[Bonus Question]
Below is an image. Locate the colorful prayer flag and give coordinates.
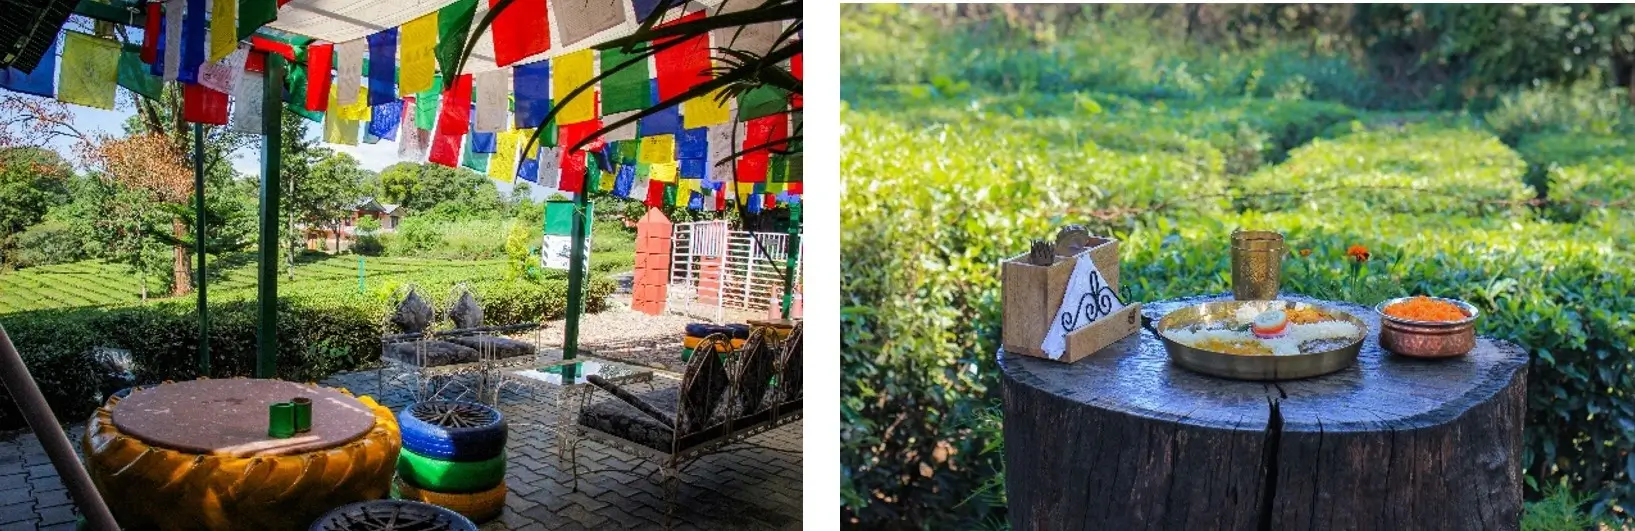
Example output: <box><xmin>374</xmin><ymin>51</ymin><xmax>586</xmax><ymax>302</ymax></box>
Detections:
<box><xmin>600</xmin><ymin>46</ymin><xmax>649</xmax><ymax>114</ymax></box>
<box><xmin>650</xmin><ymin>161</ymin><xmax>677</xmax><ymax>183</ymax></box>
<box><xmin>737</xmin><ymin>85</ymin><xmax>788</xmax><ymax>121</ymax></box>
<box><xmin>430</xmin><ymin>74</ymin><xmax>473</xmax><ymax>167</ymax></box>
<box><xmin>59</xmin><ymin>33</ymin><xmax>120</xmax><ymax>110</ymax></box>
<box><xmin>142</xmin><ymin>1</ymin><xmax>162</xmax><ymax>64</ymax></box>
<box><xmin>337</xmin><ymin>86</ymin><xmax>370</xmax><ymax>121</ymax></box>
<box><xmin>462</xmin><ymin>134</ymin><xmax>490</xmax><ymax>173</ymax></box>
<box><xmin>654</xmin><ymin>11</ymin><xmax>709</xmax><ymax>102</ymax></box>
<box><xmin>682</xmin><ymin>87</ymin><xmax>732</xmax><ymax>129</ymax></box>
<box><xmin>164</xmin><ymin>0</ymin><xmax>184</xmax><ymax>80</ymax></box>
<box><xmin>179</xmin><ymin>0</ymin><xmax>208</xmax><ymax>83</ymax></box>
<box><xmin>552</xmin><ymin>49</ymin><xmax>597</xmax><ymax>125</ymax></box>
<box><xmin>489</xmin><ymin>0</ymin><xmax>550</xmax><ymax>67</ymax></box>
<box><xmin>554</xmin><ymin>0</ymin><xmax>626</xmax><ymax>47</ymax></box>
<box><xmin>2</xmin><ymin>37</ymin><xmax>59</xmax><ymax>98</ymax></box>
<box><xmin>638</xmin><ymin>135</ymin><xmax>675</xmax><ymax>164</ymax></box>
<box><xmin>197</xmin><ymin>44</ymin><xmax>248</xmax><ymax>94</ymax></box>
<box><xmin>489</xmin><ymin>130</ymin><xmax>520</xmax><ymax>183</ymax></box>
<box><xmin>184</xmin><ymin>83</ymin><xmax>230</xmax><ymax>125</ymax></box>
<box><xmin>369</xmin><ymin>100</ymin><xmax>402</xmax><ymax>141</ymax></box>
<box><xmin>415</xmin><ymin>75</ymin><xmax>442</xmax><ymax>130</ymax></box>
<box><xmin>735</xmin><ymin>114</ymin><xmax>785</xmax><ymax>183</ymax></box>
<box><xmin>334</xmin><ymin>39</ymin><xmax>365</xmax><ymax>107</ymax></box>
<box><xmin>513</xmin><ymin>59</ymin><xmax>551</xmax><ymax>129</ymax></box>
<box><xmin>603</xmin><ymin>111</ymin><xmax>638</xmax><ymax>141</ymax></box>
<box><xmin>210</xmin><ymin>0</ymin><xmax>237</xmax><ymax>62</ymax></box>
<box><xmin>559</xmin><ymin>149</ymin><xmax>586</xmax><ymax>192</ymax></box>
<box><xmin>324</xmin><ymin>87</ymin><xmax>360</xmax><ymax>145</ymax></box>
<box><xmin>230</xmin><ymin>70</ymin><xmax>264</xmax><ymax>133</ymax></box>
<box><xmin>539</xmin><ymin>146</ymin><xmax>562</xmax><ymax>187</ymax></box>
<box><xmin>474</xmin><ymin>69</ymin><xmax>508</xmax><ymax>132</ymax></box>
<box><xmin>435</xmin><ymin>0</ymin><xmax>476</xmax><ymax>77</ymax></box>
<box><xmin>367</xmin><ymin>28</ymin><xmax>398</xmax><ymax>106</ymax></box>
<box><xmin>399</xmin><ymin>11</ymin><xmax>437</xmax><ymax>94</ymax></box>
<box><xmin>237</xmin><ymin>0</ymin><xmax>276</xmax><ymax>40</ymax></box>
<box><xmin>119</xmin><ymin>49</ymin><xmax>162</xmax><ymax>101</ymax></box>
<box><xmin>305</xmin><ymin>43</ymin><xmax>332</xmax><ymax>111</ymax></box>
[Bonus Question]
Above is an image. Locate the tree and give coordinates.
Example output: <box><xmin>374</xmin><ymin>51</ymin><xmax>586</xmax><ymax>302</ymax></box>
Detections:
<box><xmin>293</xmin><ymin>152</ymin><xmax>367</xmax><ymax>252</ymax></box>
<box><xmin>378</xmin><ymin>161</ymin><xmax>504</xmax><ymax>215</ymax></box>
<box><xmin>0</xmin><ymin>147</ymin><xmax>72</xmax><ymax>264</ymax></box>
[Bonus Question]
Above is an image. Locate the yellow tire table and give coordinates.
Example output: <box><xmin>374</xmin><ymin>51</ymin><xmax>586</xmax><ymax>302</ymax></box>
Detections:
<box><xmin>82</xmin><ymin>379</ymin><xmax>401</xmax><ymax>531</ymax></box>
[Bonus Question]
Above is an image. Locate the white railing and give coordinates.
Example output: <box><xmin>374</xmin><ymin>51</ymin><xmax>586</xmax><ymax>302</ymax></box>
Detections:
<box><xmin>668</xmin><ymin>221</ymin><xmax>801</xmax><ymax>322</ymax></box>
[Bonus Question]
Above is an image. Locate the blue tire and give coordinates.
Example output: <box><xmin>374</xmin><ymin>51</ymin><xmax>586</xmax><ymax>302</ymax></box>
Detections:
<box><xmin>397</xmin><ymin>401</ymin><xmax>507</xmax><ymax>462</ymax></box>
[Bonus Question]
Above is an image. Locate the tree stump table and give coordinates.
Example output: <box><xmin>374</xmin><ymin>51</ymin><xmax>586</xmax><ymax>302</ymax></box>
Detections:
<box><xmin>999</xmin><ymin>294</ymin><xmax>1528</xmax><ymax>531</ymax></box>
<box><xmin>83</xmin><ymin>379</ymin><xmax>401</xmax><ymax>531</ymax></box>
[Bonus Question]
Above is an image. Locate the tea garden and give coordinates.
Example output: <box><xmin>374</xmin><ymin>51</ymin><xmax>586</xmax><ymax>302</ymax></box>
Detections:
<box><xmin>842</xmin><ymin>5</ymin><xmax>1635</xmax><ymax>529</ymax></box>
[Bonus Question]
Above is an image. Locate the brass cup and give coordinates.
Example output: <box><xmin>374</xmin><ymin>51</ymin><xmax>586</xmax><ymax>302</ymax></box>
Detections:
<box><xmin>1230</xmin><ymin>230</ymin><xmax>1285</xmax><ymax>300</ymax></box>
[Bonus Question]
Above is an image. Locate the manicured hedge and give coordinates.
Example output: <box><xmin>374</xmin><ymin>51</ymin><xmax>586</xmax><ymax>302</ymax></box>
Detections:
<box><xmin>0</xmin><ymin>275</ymin><xmax>615</xmax><ymax>430</ymax></box>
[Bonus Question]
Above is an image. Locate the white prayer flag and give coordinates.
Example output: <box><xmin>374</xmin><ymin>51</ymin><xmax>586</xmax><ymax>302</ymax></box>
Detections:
<box><xmin>334</xmin><ymin>39</ymin><xmax>365</xmax><ymax>106</ymax></box>
<box><xmin>230</xmin><ymin>70</ymin><xmax>264</xmax><ymax>134</ymax></box>
<box><xmin>474</xmin><ymin>69</ymin><xmax>509</xmax><ymax>133</ymax></box>
<box><xmin>163</xmin><ymin>0</ymin><xmax>184</xmax><ymax>81</ymax></box>
<box><xmin>197</xmin><ymin>44</ymin><xmax>248</xmax><ymax>94</ymax></box>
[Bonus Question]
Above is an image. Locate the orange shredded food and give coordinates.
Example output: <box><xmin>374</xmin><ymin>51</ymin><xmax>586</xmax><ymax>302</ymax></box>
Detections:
<box><xmin>1285</xmin><ymin>307</ymin><xmax>1330</xmax><ymax>324</ymax></box>
<box><xmin>1384</xmin><ymin>296</ymin><xmax>1467</xmax><ymax>322</ymax></box>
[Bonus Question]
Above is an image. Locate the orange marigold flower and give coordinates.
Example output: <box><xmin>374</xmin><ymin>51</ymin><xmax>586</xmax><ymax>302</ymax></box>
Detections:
<box><xmin>1347</xmin><ymin>244</ymin><xmax>1370</xmax><ymax>262</ymax></box>
<box><xmin>1299</xmin><ymin>248</ymin><xmax>1313</xmax><ymax>257</ymax></box>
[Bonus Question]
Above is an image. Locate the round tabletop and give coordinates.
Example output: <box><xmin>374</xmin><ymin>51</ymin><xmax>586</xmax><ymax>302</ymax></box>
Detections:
<box><xmin>112</xmin><ymin>379</ymin><xmax>378</xmax><ymax>457</ymax></box>
<box><xmin>999</xmin><ymin>293</ymin><xmax>1529</xmax><ymax>433</ymax></box>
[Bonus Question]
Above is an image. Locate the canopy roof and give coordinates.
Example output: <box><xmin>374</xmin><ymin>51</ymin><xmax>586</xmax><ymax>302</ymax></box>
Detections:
<box><xmin>267</xmin><ymin>0</ymin><xmax>728</xmax><ymax>76</ymax></box>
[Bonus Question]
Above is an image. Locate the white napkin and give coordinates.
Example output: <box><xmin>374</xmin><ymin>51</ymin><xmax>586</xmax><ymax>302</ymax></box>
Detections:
<box><xmin>1041</xmin><ymin>256</ymin><xmax>1126</xmax><ymax>359</ymax></box>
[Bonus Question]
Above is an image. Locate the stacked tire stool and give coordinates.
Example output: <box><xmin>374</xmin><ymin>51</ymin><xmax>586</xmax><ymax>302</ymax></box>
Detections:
<box><xmin>681</xmin><ymin>323</ymin><xmax>751</xmax><ymax>361</ymax></box>
<box><xmin>392</xmin><ymin>400</ymin><xmax>509</xmax><ymax>524</ymax></box>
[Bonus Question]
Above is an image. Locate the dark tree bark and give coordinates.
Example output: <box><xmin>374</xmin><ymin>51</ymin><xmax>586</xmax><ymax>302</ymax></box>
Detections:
<box><xmin>1001</xmin><ymin>294</ymin><xmax>1527</xmax><ymax>531</ymax></box>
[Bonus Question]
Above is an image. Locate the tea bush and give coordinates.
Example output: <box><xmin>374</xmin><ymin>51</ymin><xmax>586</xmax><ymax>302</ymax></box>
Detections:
<box><xmin>0</xmin><ymin>274</ymin><xmax>615</xmax><ymax>430</ymax></box>
<box><xmin>843</xmin><ymin>97</ymin><xmax>1635</xmax><ymax>526</ymax></box>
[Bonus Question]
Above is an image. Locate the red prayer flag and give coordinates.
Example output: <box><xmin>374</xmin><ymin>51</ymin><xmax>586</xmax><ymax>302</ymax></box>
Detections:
<box><xmin>277</xmin><ymin>0</ymin><xmax>293</xmax><ymax>6</ymax></box>
<box><xmin>251</xmin><ymin>35</ymin><xmax>296</xmax><ymax>62</ymax></box>
<box><xmin>645</xmin><ymin>179</ymin><xmax>666</xmax><ymax>208</ymax></box>
<box><xmin>142</xmin><ymin>2</ymin><xmax>161</xmax><ymax>64</ymax></box>
<box><xmin>559</xmin><ymin>150</ymin><xmax>586</xmax><ymax>193</ymax></box>
<box><xmin>305</xmin><ymin>43</ymin><xmax>333</xmax><ymax>111</ymax></box>
<box><xmin>735</xmin><ymin>114</ymin><xmax>786</xmax><ymax>183</ymax></box>
<box><xmin>558</xmin><ymin>119</ymin><xmax>603</xmax><ymax>152</ymax></box>
<box><xmin>429</xmin><ymin>74</ymin><xmax>474</xmax><ymax>167</ymax></box>
<box><xmin>764</xmin><ymin>193</ymin><xmax>775</xmax><ymax>209</ymax></box>
<box><xmin>183</xmin><ymin>83</ymin><xmax>230</xmax><ymax>125</ymax></box>
<box><xmin>245</xmin><ymin>51</ymin><xmax>266</xmax><ymax>73</ymax></box>
<box><xmin>653</xmin><ymin>12</ymin><xmax>709</xmax><ymax>102</ymax></box>
<box><xmin>489</xmin><ymin>0</ymin><xmax>550</xmax><ymax>67</ymax></box>
<box><xmin>714</xmin><ymin>189</ymin><xmax>726</xmax><ymax>210</ymax></box>
<box><xmin>788</xmin><ymin>182</ymin><xmax>802</xmax><ymax>194</ymax></box>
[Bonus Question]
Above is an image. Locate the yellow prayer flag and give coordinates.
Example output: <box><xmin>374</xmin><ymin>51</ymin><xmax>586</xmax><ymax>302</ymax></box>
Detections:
<box><xmin>638</xmin><ymin>135</ymin><xmax>675</xmax><ymax>164</ymax></box>
<box><xmin>553</xmin><ymin>50</ymin><xmax>597</xmax><ymax>125</ymax></box>
<box><xmin>59</xmin><ymin>33</ymin><xmax>120</xmax><ymax>110</ymax></box>
<box><xmin>650</xmin><ymin>161</ymin><xmax>678</xmax><ymax>183</ymax></box>
<box><xmin>399</xmin><ymin>11</ymin><xmax>438</xmax><ymax>95</ymax></box>
<box><xmin>600</xmin><ymin>170</ymin><xmax>615</xmax><ymax>192</ymax></box>
<box><xmin>682</xmin><ymin>88</ymin><xmax>732</xmax><ymax>129</ymax></box>
<box><xmin>736</xmin><ymin>182</ymin><xmax>755</xmax><ymax>203</ymax></box>
<box><xmin>337</xmin><ymin>86</ymin><xmax>370</xmax><ymax>121</ymax></box>
<box><xmin>515</xmin><ymin>128</ymin><xmax>537</xmax><ymax>159</ymax></box>
<box><xmin>489</xmin><ymin>130</ymin><xmax>520</xmax><ymax>183</ymax></box>
<box><xmin>210</xmin><ymin>0</ymin><xmax>237</xmax><ymax>62</ymax></box>
<box><xmin>674</xmin><ymin>179</ymin><xmax>693</xmax><ymax>207</ymax></box>
<box><xmin>324</xmin><ymin>89</ymin><xmax>360</xmax><ymax>145</ymax></box>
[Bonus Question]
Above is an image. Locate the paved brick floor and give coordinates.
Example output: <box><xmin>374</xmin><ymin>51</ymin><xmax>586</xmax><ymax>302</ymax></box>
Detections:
<box><xmin>0</xmin><ymin>365</ymin><xmax>802</xmax><ymax>530</ymax></box>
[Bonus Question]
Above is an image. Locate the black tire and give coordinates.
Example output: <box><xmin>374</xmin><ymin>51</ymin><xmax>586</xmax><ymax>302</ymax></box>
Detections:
<box><xmin>397</xmin><ymin>401</ymin><xmax>507</xmax><ymax>462</ymax></box>
<box><xmin>309</xmin><ymin>500</ymin><xmax>477</xmax><ymax>531</ymax></box>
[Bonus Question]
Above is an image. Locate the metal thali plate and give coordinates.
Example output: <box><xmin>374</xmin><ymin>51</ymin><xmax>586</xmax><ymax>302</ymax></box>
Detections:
<box><xmin>1146</xmin><ymin>299</ymin><xmax>1366</xmax><ymax>381</ymax></box>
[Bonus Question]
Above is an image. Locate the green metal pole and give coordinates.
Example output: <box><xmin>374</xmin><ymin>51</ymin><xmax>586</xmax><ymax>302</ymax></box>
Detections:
<box><xmin>194</xmin><ymin>122</ymin><xmax>209</xmax><ymax>376</ymax></box>
<box><xmin>562</xmin><ymin>191</ymin><xmax>590</xmax><ymax>380</ymax></box>
<box><xmin>255</xmin><ymin>54</ymin><xmax>285</xmax><ymax>379</ymax></box>
<box><xmin>781</xmin><ymin>204</ymin><xmax>801</xmax><ymax>319</ymax></box>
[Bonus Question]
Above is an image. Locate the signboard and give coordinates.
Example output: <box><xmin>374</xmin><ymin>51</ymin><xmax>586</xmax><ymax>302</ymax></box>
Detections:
<box><xmin>542</xmin><ymin>199</ymin><xmax>593</xmax><ymax>271</ymax></box>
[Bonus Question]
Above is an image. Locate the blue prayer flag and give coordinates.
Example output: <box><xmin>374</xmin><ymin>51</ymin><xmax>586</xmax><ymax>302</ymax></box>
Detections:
<box><xmin>513</xmin><ymin>60</ymin><xmax>551</xmax><ymax>129</ymax></box>
<box><xmin>367</xmin><ymin>28</ymin><xmax>398</xmax><ymax>106</ymax></box>
<box><xmin>0</xmin><ymin>37</ymin><xmax>57</xmax><ymax>97</ymax></box>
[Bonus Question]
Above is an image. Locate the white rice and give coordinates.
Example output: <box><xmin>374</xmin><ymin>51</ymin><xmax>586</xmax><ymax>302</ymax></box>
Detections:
<box><xmin>1163</xmin><ymin>320</ymin><xmax>1361</xmax><ymax>356</ymax></box>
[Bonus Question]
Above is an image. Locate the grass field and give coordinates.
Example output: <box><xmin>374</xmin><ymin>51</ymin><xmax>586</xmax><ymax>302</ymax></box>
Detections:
<box><xmin>0</xmin><ymin>228</ymin><xmax>637</xmax><ymax>315</ymax></box>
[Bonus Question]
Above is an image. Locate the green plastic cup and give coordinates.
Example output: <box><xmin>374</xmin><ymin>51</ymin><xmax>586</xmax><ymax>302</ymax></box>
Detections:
<box><xmin>291</xmin><ymin>397</ymin><xmax>312</xmax><ymax>433</ymax></box>
<box><xmin>268</xmin><ymin>402</ymin><xmax>295</xmax><ymax>438</ymax></box>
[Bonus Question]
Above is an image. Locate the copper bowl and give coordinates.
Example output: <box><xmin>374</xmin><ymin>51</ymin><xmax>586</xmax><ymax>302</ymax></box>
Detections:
<box><xmin>1374</xmin><ymin>296</ymin><xmax>1479</xmax><ymax>358</ymax></box>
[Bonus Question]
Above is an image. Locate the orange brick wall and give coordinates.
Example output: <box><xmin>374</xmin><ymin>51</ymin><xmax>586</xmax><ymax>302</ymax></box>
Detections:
<box><xmin>631</xmin><ymin>208</ymin><xmax>672</xmax><ymax>315</ymax></box>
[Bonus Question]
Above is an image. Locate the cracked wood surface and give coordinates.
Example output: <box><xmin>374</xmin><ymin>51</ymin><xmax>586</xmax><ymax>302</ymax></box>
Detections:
<box><xmin>1000</xmin><ymin>293</ymin><xmax>1527</xmax><ymax>531</ymax></box>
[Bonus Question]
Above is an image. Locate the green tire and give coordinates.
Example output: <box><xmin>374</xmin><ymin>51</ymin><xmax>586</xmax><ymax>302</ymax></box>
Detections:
<box><xmin>397</xmin><ymin>450</ymin><xmax>506</xmax><ymax>494</ymax></box>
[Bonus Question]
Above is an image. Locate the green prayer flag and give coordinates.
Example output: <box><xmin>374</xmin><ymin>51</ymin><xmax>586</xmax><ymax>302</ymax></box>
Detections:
<box><xmin>662</xmin><ymin>182</ymin><xmax>678</xmax><ymax>207</ymax></box>
<box><xmin>618</xmin><ymin>140</ymin><xmax>639</xmax><ymax>165</ymax></box>
<box><xmin>600</xmin><ymin>47</ymin><xmax>650</xmax><ymax>114</ymax></box>
<box><xmin>238</xmin><ymin>0</ymin><xmax>278</xmax><ymax>40</ymax></box>
<box><xmin>737</xmin><ymin>85</ymin><xmax>789</xmax><ymax>121</ymax></box>
<box><xmin>462</xmin><ymin>134</ymin><xmax>489</xmax><ymax>173</ymax></box>
<box><xmin>538</xmin><ymin>117</ymin><xmax>557</xmax><ymax>147</ymax></box>
<box><xmin>636</xmin><ymin>162</ymin><xmax>651</xmax><ymax>179</ymax></box>
<box><xmin>415</xmin><ymin>75</ymin><xmax>443</xmax><ymax>130</ymax></box>
<box><xmin>284</xmin><ymin>64</ymin><xmax>323</xmax><ymax>122</ymax></box>
<box><xmin>770</xmin><ymin>154</ymin><xmax>787</xmax><ymax>183</ymax></box>
<box><xmin>435</xmin><ymin>0</ymin><xmax>477</xmax><ymax>78</ymax></box>
<box><xmin>117</xmin><ymin>49</ymin><xmax>161</xmax><ymax>101</ymax></box>
<box><xmin>786</xmin><ymin>153</ymin><xmax>802</xmax><ymax>182</ymax></box>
